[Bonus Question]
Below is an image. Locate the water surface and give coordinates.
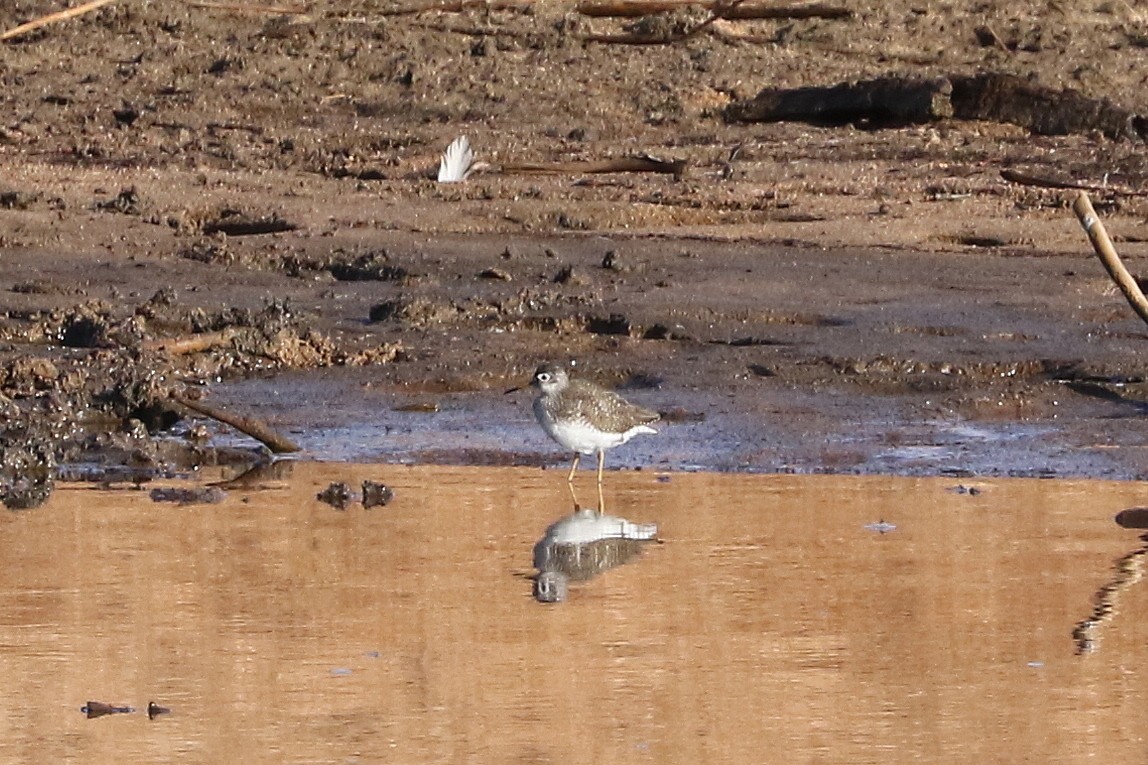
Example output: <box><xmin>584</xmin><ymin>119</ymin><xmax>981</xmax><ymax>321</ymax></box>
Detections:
<box><xmin>1</xmin><ymin>465</ymin><xmax>1146</xmax><ymax>763</ymax></box>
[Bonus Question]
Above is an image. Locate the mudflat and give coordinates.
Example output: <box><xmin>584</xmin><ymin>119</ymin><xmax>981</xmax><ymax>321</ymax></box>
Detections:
<box><xmin>3</xmin><ymin>1</ymin><xmax>1148</xmax><ymax>489</ymax></box>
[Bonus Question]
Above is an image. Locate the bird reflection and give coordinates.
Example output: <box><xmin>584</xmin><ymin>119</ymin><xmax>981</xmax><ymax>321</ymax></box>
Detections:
<box><xmin>532</xmin><ymin>484</ymin><xmax>659</xmax><ymax>603</ymax></box>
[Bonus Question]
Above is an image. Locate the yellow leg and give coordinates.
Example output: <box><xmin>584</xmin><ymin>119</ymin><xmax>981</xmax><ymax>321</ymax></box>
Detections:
<box><xmin>566</xmin><ymin>481</ymin><xmax>581</xmax><ymax>512</ymax></box>
<box><xmin>596</xmin><ymin>450</ymin><xmax>605</xmax><ymax>485</ymax></box>
<box><xmin>596</xmin><ymin>479</ymin><xmax>605</xmax><ymax>515</ymax></box>
<box><xmin>566</xmin><ymin>453</ymin><xmax>580</xmax><ymax>482</ymax></box>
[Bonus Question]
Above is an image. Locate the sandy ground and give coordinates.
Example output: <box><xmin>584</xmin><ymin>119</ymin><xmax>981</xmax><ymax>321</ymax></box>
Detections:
<box><xmin>3</xmin><ymin>0</ymin><xmax>1148</xmax><ymax>496</ymax></box>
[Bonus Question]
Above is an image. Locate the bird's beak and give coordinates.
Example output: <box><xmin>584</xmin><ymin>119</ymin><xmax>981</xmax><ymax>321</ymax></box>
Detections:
<box><xmin>504</xmin><ymin>385</ymin><xmax>523</xmax><ymax>395</ymax></box>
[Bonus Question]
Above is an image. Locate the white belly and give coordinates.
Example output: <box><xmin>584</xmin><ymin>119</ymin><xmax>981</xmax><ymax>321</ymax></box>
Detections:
<box><xmin>537</xmin><ymin>410</ymin><xmax>657</xmax><ymax>454</ymax></box>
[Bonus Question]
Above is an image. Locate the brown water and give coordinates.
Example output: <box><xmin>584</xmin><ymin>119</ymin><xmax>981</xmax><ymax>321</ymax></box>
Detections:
<box><xmin>2</xmin><ymin>465</ymin><xmax>1147</xmax><ymax>763</ymax></box>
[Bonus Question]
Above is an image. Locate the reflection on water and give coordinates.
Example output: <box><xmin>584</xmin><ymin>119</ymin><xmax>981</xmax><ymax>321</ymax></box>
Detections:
<box><xmin>80</xmin><ymin>701</ymin><xmax>134</xmax><ymax>719</ymax></box>
<box><xmin>3</xmin><ymin>466</ymin><xmax>1148</xmax><ymax>763</ymax></box>
<box><xmin>532</xmin><ymin>486</ymin><xmax>660</xmax><ymax>602</ymax></box>
<box><xmin>1073</xmin><ymin>511</ymin><xmax>1148</xmax><ymax>655</ymax></box>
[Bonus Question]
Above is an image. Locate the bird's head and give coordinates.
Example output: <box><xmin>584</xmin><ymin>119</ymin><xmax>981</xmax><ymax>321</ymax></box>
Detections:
<box><xmin>530</xmin><ymin>363</ymin><xmax>569</xmax><ymax>394</ymax></box>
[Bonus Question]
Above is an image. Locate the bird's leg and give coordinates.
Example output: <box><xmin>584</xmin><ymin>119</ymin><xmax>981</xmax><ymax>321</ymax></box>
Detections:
<box><xmin>566</xmin><ymin>453</ymin><xmax>580</xmax><ymax>483</ymax></box>
<box><xmin>566</xmin><ymin>481</ymin><xmax>581</xmax><ymax>511</ymax></box>
<box><xmin>596</xmin><ymin>450</ymin><xmax>605</xmax><ymax>485</ymax></box>
<box><xmin>596</xmin><ymin>479</ymin><xmax>605</xmax><ymax>515</ymax></box>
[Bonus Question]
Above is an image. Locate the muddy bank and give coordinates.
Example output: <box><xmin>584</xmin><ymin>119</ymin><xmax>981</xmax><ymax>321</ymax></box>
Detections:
<box><xmin>4</xmin><ymin>1</ymin><xmax>1148</xmax><ymax>503</ymax></box>
<box><xmin>3</xmin><ymin>223</ymin><xmax>1148</xmax><ymax>505</ymax></box>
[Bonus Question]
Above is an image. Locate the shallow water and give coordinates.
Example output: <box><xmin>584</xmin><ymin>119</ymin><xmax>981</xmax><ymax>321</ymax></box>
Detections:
<box><xmin>214</xmin><ymin>368</ymin><xmax>1148</xmax><ymax>480</ymax></box>
<box><xmin>2</xmin><ymin>465</ymin><xmax>1148</xmax><ymax>763</ymax></box>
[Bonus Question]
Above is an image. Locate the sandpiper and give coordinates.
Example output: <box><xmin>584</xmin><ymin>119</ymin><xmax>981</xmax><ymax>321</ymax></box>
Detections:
<box><xmin>523</xmin><ymin>362</ymin><xmax>659</xmax><ymax>483</ymax></box>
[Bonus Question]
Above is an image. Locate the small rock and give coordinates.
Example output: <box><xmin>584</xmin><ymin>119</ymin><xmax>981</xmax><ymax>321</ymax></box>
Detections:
<box><xmin>317</xmin><ymin>482</ymin><xmax>355</xmax><ymax>510</ymax></box>
<box><xmin>361</xmin><ymin>481</ymin><xmax>394</xmax><ymax>508</ymax></box>
<box><xmin>553</xmin><ymin>265</ymin><xmax>587</xmax><ymax>285</ymax></box>
<box><xmin>0</xmin><ymin>190</ymin><xmax>39</xmax><ymax>210</ymax></box>
<box><xmin>149</xmin><ymin>486</ymin><xmax>228</xmax><ymax>505</ymax></box>
<box><xmin>478</xmin><ymin>268</ymin><xmax>512</xmax><ymax>281</ymax></box>
<box><xmin>586</xmin><ymin>314</ymin><xmax>633</xmax><ymax>336</ymax></box>
<box><xmin>601</xmin><ymin>250</ymin><xmax>629</xmax><ymax>272</ymax></box>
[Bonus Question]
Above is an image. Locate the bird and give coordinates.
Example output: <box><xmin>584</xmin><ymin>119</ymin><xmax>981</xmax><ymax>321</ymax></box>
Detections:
<box><xmin>523</xmin><ymin>362</ymin><xmax>659</xmax><ymax>484</ymax></box>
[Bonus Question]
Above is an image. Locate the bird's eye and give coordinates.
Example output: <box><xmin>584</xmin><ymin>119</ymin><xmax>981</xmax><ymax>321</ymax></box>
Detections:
<box><xmin>537</xmin><ymin>373</ymin><xmax>551</xmax><ymax>382</ymax></box>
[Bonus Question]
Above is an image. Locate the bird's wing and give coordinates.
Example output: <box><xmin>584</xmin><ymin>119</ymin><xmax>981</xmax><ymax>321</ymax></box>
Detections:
<box><xmin>569</xmin><ymin>381</ymin><xmax>660</xmax><ymax>424</ymax></box>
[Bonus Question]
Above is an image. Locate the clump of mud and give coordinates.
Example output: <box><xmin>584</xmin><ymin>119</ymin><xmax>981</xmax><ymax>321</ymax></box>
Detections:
<box><xmin>0</xmin><ymin>288</ymin><xmax>402</xmax><ymax>509</ymax></box>
<box><xmin>316</xmin><ymin>480</ymin><xmax>395</xmax><ymax>510</ymax></box>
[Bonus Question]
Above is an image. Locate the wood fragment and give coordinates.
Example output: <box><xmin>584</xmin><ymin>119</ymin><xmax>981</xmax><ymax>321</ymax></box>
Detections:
<box><xmin>1000</xmin><ymin>168</ymin><xmax>1092</xmax><ymax>191</ymax></box>
<box><xmin>725</xmin><ymin>73</ymin><xmax>1148</xmax><ymax>138</ymax></box>
<box><xmin>143</xmin><ymin>329</ymin><xmax>239</xmax><ymax>356</ymax></box>
<box><xmin>724</xmin><ymin>76</ymin><xmax>953</xmax><ymax>126</ymax></box>
<box><xmin>377</xmin><ymin>0</ymin><xmax>532</xmax><ymax>15</ymax></box>
<box><xmin>1072</xmin><ymin>192</ymin><xmax>1148</xmax><ymax>328</ymax></box>
<box><xmin>501</xmin><ymin>157</ymin><xmax>687</xmax><ymax>179</ymax></box>
<box><xmin>183</xmin><ymin>0</ymin><xmax>310</xmax><ymax>14</ymax></box>
<box><xmin>1</xmin><ymin>0</ymin><xmax>116</xmax><ymax>42</ymax></box>
<box><xmin>1000</xmin><ymin>168</ymin><xmax>1148</xmax><ymax>196</ymax></box>
<box><xmin>202</xmin><ymin>217</ymin><xmax>297</xmax><ymax>236</ymax></box>
<box><xmin>171</xmin><ymin>392</ymin><xmax>301</xmax><ymax>454</ymax></box>
<box><xmin>574</xmin><ymin>0</ymin><xmax>850</xmax><ymax>19</ymax></box>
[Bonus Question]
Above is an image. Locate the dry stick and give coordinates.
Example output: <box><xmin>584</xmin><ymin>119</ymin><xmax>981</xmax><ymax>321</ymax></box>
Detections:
<box><xmin>143</xmin><ymin>329</ymin><xmax>239</xmax><ymax>356</ymax></box>
<box><xmin>574</xmin><ymin>0</ymin><xmax>850</xmax><ymax>19</ymax></box>
<box><xmin>170</xmin><ymin>392</ymin><xmax>301</xmax><ymax>454</ymax></box>
<box><xmin>1002</xmin><ymin>168</ymin><xmax>1093</xmax><ymax>191</ymax></box>
<box><xmin>1073</xmin><ymin>191</ymin><xmax>1148</xmax><ymax>328</ymax></box>
<box><xmin>378</xmin><ymin>0</ymin><xmax>532</xmax><ymax>15</ymax></box>
<box><xmin>182</xmin><ymin>1</ymin><xmax>312</xmax><ymax>15</ymax></box>
<box><xmin>1</xmin><ymin>0</ymin><xmax>116</xmax><ymax>42</ymax></box>
<box><xmin>1002</xmin><ymin>168</ymin><xmax>1148</xmax><ymax>197</ymax></box>
<box><xmin>501</xmin><ymin>157</ymin><xmax>687</xmax><ymax>179</ymax></box>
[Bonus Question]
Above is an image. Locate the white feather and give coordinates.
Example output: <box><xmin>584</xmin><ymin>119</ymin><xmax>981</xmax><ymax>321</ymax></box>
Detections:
<box><xmin>437</xmin><ymin>135</ymin><xmax>474</xmax><ymax>183</ymax></box>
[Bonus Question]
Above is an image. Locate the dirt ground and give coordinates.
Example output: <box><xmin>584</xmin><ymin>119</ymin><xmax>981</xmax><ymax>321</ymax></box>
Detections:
<box><xmin>4</xmin><ymin>0</ymin><xmax>1148</xmax><ymax>502</ymax></box>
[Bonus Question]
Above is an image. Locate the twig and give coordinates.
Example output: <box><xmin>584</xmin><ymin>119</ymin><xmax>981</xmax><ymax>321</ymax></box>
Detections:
<box><xmin>143</xmin><ymin>329</ymin><xmax>239</xmax><ymax>356</ymax></box>
<box><xmin>1002</xmin><ymin>168</ymin><xmax>1148</xmax><ymax>197</ymax></box>
<box><xmin>170</xmin><ymin>392</ymin><xmax>301</xmax><ymax>454</ymax></box>
<box><xmin>377</xmin><ymin>0</ymin><xmax>532</xmax><ymax>15</ymax></box>
<box><xmin>1</xmin><ymin>0</ymin><xmax>116</xmax><ymax>42</ymax></box>
<box><xmin>1001</xmin><ymin>168</ymin><xmax>1092</xmax><ymax>191</ymax></box>
<box><xmin>1073</xmin><ymin>191</ymin><xmax>1148</xmax><ymax>328</ymax></box>
<box><xmin>574</xmin><ymin>0</ymin><xmax>850</xmax><ymax>19</ymax></box>
<box><xmin>183</xmin><ymin>1</ymin><xmax>310</xmax><ymax>14</ymax></box>
<box><xmin>501</xmin><ymin>156</ymin><xmax>687</xmax><ymax>179</ymax></box>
